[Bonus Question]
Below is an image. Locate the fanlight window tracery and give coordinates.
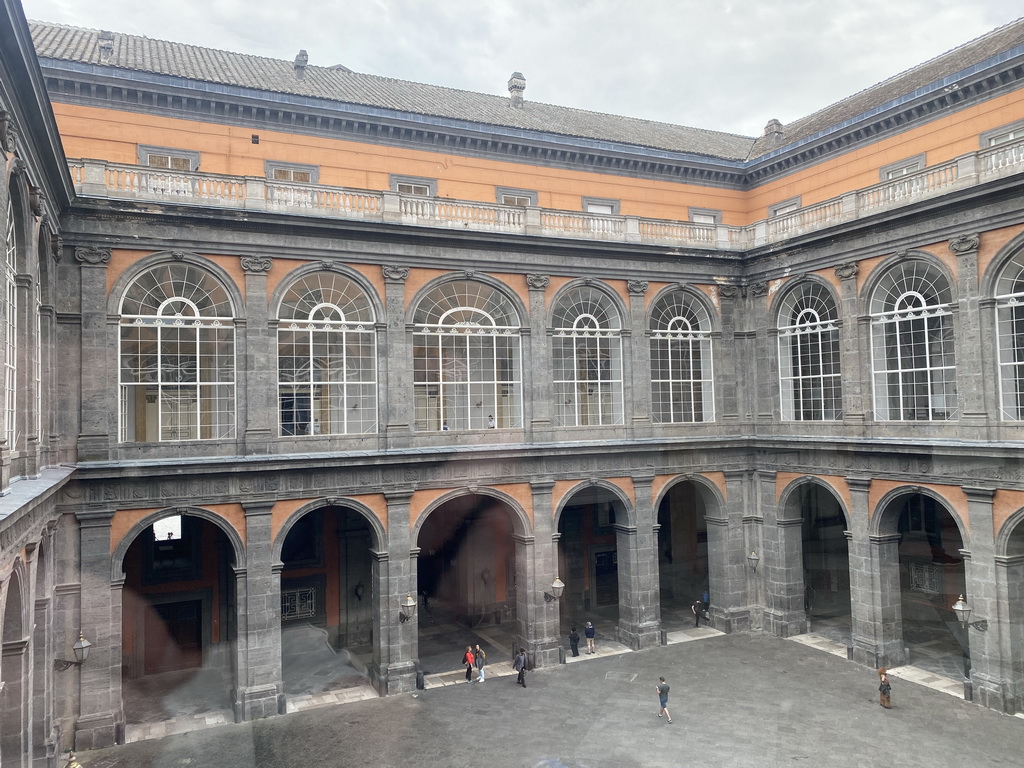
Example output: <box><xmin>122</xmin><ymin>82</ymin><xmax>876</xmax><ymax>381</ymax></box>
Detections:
<box><xmin>650</xmin><ymin>291</ymin><xmax>714</xmax><ymax>423</ymax></box>
<box><xmin>777</xmin><ymin>282</ymin><xmax>842</xmax><ymax>421</ymax></box>
<box><xmin>119</xmin><ymin>263</ymin><xmax>236</xmax><ymax>442</ymax></box>
<box><xmin>552</xmin><ymin>286</ymin><xmax>623</xmax><ymax>427</ymax></box>
<box><xmin>413</xmin><ymin>280</ymin><xmax>522</xmax><ymax>431</ymax></box>
<box><xmin>3</xmin><ymin>193</ymin><xmax>17</xmax><ymax>449</ymax></box>
<box><xmin>870</xmin><ymin>261</ymin><xmax>957</xmax><ymax>421</ymax></box>
<box><xmin>277</xmin><ymin>272</ymin><xmax>377</xmax><ymax>436</ymax></box>
<box><xmin>994</xmin><ymin>253</ymin><xmax>1024</xmax><ymax>419</ymax></box>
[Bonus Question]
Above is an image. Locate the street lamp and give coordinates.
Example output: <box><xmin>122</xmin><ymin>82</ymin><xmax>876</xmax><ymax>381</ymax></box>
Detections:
<box><xmin>399</xmin><ymin>593</ymin><xmax>417</xmax><ymax>623</ymax></box>
<box><xmin>544</xmin><ymin>576</ymin><xmax>565</xmax><ymax>603</ymax></box>
<box><xmin>952</xmin><ymin>594</ymin><xmax>989</xmax><ymax>631</ymax></box>
<box><xmin>951</xmin><ymin>594</ymin><xmax>988</xmax><ymax>703</ymax></box>
<box><xmin>747</xmin><ymin>551</ymin><xmax>760</xmax><ymax>572</ymax></box>
<box><xmin>54</xmin><ymin>632</ymin><xmax>91</xmax><ymax>671</ymax></box>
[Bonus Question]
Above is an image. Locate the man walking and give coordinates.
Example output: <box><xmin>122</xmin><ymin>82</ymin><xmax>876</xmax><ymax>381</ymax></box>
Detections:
<box><xmin>656</xmin><ymin>677</ymin><xmax>672</xmax><ymax>723</ymax></box>
<box><xmin>474</xmin><ymin>644</ymin><xmax>487</xmax><ymax>682</ymax></box>
<box><xmin>691</xmin><ymin>598</ymin><xmax>704</xmax><ymax>627</ymax></box>
<box><xmin>584</xmin><ymin>621</ymin><xmax>596</xmax><ymax>654</ymax></box>
<box><xmin>569</xmin><ymin>627</ymin><xmax>580</xmax><ymax>657</ymax></box>
<box><xmin>513</xmin><ymin>647</ymin><xmax>527</xmax><ymax>687</ymax></box>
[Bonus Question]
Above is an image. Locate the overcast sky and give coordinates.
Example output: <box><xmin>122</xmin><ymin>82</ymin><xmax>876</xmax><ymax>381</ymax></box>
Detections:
<box><xmin>19</xmin><ymin>0</ymin><xmax>1024</xmax><ymax>137</ymax></box>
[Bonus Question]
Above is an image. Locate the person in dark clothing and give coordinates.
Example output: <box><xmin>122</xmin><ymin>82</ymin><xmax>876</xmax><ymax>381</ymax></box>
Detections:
<box><xmin>513</xmin><ymin>647</ymin><xmax>528</xmax><ymax>687</ymax></box>
<box><xmin>584</xmin><ymin>621</ymin><xmax>596</xmax><ymax>654</ymax></box>
<box><xmin>656</xmin><ymin>676</ymin><xmax>672</xmax><ymax>723</ymax></box>
<box><xmin>691</xmin><ymin>599</ymin><xmax>704</xmax><ymax>627</ymax></box>
<box><xmin>569</xmin><ymin>627</ymin><xmax>580</xmax><ymax>657</ymax></box>
<box><xmin>878</xmin><ymin>667</ymin><xmax>892</xmax><ymax>708</ymax></box>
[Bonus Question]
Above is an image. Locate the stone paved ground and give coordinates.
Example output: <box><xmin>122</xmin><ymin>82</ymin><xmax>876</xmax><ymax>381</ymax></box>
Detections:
<box><xmin>75</xmin><ymin>633</ymin><xmax>1022</xmax><ymax>768</ymax></box>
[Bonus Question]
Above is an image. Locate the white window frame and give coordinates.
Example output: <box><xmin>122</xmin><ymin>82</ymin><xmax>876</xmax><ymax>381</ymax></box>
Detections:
<box><xmin>496</xmin><ymin>187</ymin><xmax>537</xmax><ymax>207</ymax></box>
<box><xmin>265</xmin><ymin>160</ymin><xmax>319</xmax><ymax>184</ymax></box>
<box><xmin>777</xmin><ymin>282</ymin><xmax>843</xmax><ymax>421</ymax></box>
<box><xmin>390</xmin><ymin>175</ymin><xmax>436</xmax><ymax>197</ymax></box>
<box><xmin>993</xmin><ymin>253</ymin><xmax>1024</xmax><ymax>420</ymax></box>
<box><xmin>650</xmin><ymin>290</ymin><xmax>714</xmax><ymax>423</ymax></box>
<box><xmin>880</xmin><ymin>155</ymin><xmax>925</xmax><ymax>182</ymax></box>
<box><xmin>138</xmin><ymin>145</ymin><xmax>200</xmax><ymax>171</ymax></box>
<box><xmin>3</xmin><ymin>193</ymin><xmax>17</xmax><ymax>450</ymax></box>
<box><xmin>688</xmin><ymin>208</ymin><xmax>722</xmax><ymax>226</ymax></box>
<box><xmin>582</xmin><ymin>197</ymin><xmax>620</xmax><ymax>215</ymax></box>
<box><xmin>981</xmin><ymin>120</ymin><xmax>1024</xmax><ymax>148</ymax></box>
<box><xmin>769</xmin><ymin>197</ymin><xmax>801</xmax><ymax>217</ymax></box>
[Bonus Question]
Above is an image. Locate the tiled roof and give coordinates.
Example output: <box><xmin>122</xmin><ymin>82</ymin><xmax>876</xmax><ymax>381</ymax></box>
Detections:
<box><xmin>29</xmin><ymin>17</ymin><xmax>1024</xmax><ymax>164</ymax></box>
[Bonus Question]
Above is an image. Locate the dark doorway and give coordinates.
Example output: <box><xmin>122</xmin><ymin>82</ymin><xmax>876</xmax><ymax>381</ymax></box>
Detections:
<box><xmin>657</xmin><ymin>481</ymin><xmax>709</xmax><ymax>631</ymax></box>
<box><xmin>145</xmin><ymin>600</ymin><xmax>203</xmax><ymax>675</ymax></box>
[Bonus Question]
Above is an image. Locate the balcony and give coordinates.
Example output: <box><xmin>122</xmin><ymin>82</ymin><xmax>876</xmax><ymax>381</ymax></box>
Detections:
<box><xmin>67</xmin><ymin>138</ymin><xmax>1024</xmax><ymax>251</ymax></box>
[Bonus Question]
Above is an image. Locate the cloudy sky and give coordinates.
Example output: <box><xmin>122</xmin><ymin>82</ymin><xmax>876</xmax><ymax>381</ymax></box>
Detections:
<box><xmin>19</xmin><ymin>0</ymin><xmax>1024</xmax><ymax>137</ymax></box>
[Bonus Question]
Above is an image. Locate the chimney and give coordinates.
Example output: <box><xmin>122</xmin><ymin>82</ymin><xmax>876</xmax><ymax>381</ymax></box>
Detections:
<box><xmin>98</xmin><ymin>30</ymin><xmax>114</xmax><ymax>63</ymax></box>
<box><xmin>763</xmin><ymin>118</ymin><xmax>784</xmax><ymax>142</ymax></box>
<box><xmin>508</xmin><ymin>72</ymin><xmax>526</xmax><ymax>109</ymax></box>
<box><xmin>294</xmin><ymin>50</ymin><xmax>309</xmax><ymax>80</ymax></box>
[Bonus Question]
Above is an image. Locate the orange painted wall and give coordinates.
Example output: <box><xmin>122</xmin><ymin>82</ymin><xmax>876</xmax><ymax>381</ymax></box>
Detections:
<box><xmin>107</xmin><ymin>249</ymin><xmax>247</xmax><ymax>304</ymax></box>
<box><xmin>111</xmin><ymin>503</ymin><xmax>245</xmax><ymax>555</ymax></box>
<box><xmin>993</xmin><ymin>489</ymin><xmax>1024</xmax><ymax>542</ymax></box>
<box><xmin>775</xmin><ymin>473</ymin><xmax>852</xmax><ymax>514</ymax></box>
<box><xmin>868</xmin><ymin>480</ymin><xmax>970</xmax><ymax>535</ymax></box>
<box><xmin>409</xmin><ymin>484</ymin><xmax>533</xmax><ymax>532</ymax></box>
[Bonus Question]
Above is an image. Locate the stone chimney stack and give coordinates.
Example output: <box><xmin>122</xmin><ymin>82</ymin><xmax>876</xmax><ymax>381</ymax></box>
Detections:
<box><xmin>763</xmin><ymin>118</ymin><xmax>784</xmax><ymax>142</ymax></box>
<box><xmin>98</xmin><ymin>31</ymin><xmax>114</xmax><ymax>63</ymax></box>
<box><xmin>294</xmin><ymin>50</ymin><xmax>309</xmax><ymax>80</ymax></box>
<box><xmin>508</xmin><ymin>72</ymin><xmax>526</xmax><ymax>109</ymax></box>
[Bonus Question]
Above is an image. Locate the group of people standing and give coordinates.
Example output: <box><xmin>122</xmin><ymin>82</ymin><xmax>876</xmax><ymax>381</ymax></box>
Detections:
<box><xmin>567</xmin><ymin>621</ymin><xmax>597</xmax><ymax>657</ymax></box>
<box><xmin>461</xmin><ymin>644</ymin><xmax>487</xmax><ymax>683</ymax></box>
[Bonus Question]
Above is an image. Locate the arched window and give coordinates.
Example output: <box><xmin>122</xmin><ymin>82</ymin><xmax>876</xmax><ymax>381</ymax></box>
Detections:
<box><xmin>650</xmin><ymin>290</ymin><xmax>714</xmax><ymax>422</ymax></box>
<box><xmin>870</xmin><ymin>261</ymin><xmax>957</xmax><ymax>421</ymax></box>
<box><xmin>277</xmin><ymin>272</ymin><xmax>377</xmax><ymax>435</ymax></box>
<box><xmin>119</xmin><ymin>263</ymin><xmax>236</xmax><ymax>441</ymax></box>
<box><xmin>995</xmin><ymin>253</ymin><xmax>1024</xmax><ymax>419</ymax></box>
<box><xmin>412</xmin><ymin>280</ymin><xmax>522</xmax><ymax>431</ymax></box>
<box><xmin>3</xmin><ymin>192</ymin><xmax>17</xmax><ymax>448</ymax></box>
<box><xmin>777</xmin><ymin>282</ymin><xmax>842</xmax><ymax>421</ymax></box>
<box><xmin>552</xmin><ymin>285</ymin><xmax>623</xmax><ymax>426</ymax></box>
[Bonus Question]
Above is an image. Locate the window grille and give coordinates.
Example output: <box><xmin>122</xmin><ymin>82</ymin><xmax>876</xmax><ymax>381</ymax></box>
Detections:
<box><xmin>3</xmin><ymin>194</ymin><xmax>17</xmax><ymax>449</ymax></box>
<box><xmin>777</xmin><ymin>282</ymin><xmax>842</xmax><ymax>421</ymax></box>
<box><xmin>281</xmin><ymin>586</ymin><xmax>318</xmax><ymax>620</ymax></box>
<box><xmin>650</xmin><ymin>290</ymin><xmax>714</xmax><ymax>423</ymax></box>
<box><xmin>994</xmin><ymin>254</ymin><xmax>1024</xmax><ymax>419</ymax></box>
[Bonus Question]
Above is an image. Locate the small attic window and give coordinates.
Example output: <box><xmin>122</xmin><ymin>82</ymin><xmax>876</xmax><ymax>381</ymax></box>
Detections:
<box><xmin>982</xmin><ymin>119</ymin><xmax>1024</xmax><ymax>147</ymax></box>
<box><xmin>769</xmin><ymin>198</ymin><xmax>801</xmax><ymax>217</ymax></box>
<box><xmin>583</xmin><ymin>197</ymin><xmax>619</xmax><ymax>215</ymax></box>
<box><xmin>391</xmin><ymin>175</ymin><xmax>436</xmax><ymax>196</ymax></box>
<box><xmin>139</xmin><ymin>145</ymin><xmax>199</xmax><ymax>171</ymax></box>
<box><xmin>880</xmin><ymin>155</ymin><xmax>925</xmax><ymax>182</ymax></box>
<box><xmin>266</xmin><ymin>160</ymin><xmax>318</xmax><ymax>184</ymax></box>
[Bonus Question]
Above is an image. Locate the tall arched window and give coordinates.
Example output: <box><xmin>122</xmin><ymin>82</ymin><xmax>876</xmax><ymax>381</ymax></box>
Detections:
<box><xmin>995</xmin><ymin>253</ymin><xmax>1024</xmax><ymax>419</ymax></box>
<box><xmin>552</xmin><ymin>285</ymin><xmax>623</xmax><ymax>426</ymax></box>
<box><xmin>650</xmin><ymin>290</ymin><xmax>714</xmax><ymax>422</ymax></box>
<box><xmin>3</xmin><ymin>193</ymin><xmax>17</xmax><ymax>449</ymax></box>
<box><xmin>412</xmin><ymin>280</ymin><xmax>522</xmax><ymax>431</ymax></box>
<box><xmin>870</xmin><ymin>260</ymin><xmax>957</xmax><ymax>421</ymax></box>
<box><xmin>119</xmin><ymin>263</ymin><xmax>236</xmax><ymax>441</ymax></box>
<box><xmin>277</xmin><ymin>272</ymin><xmax>377</xmax><ymax>436</ymax></box>
<box><xmin>777</xmin><ymin>282</ymin><xmax>842</xmax><ymax>421</ymax></box>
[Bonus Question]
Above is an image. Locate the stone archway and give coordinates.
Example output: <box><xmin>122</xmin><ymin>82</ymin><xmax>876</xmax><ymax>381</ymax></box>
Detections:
<box><xmin>657</xmin><ymin>479</ymin><xmax>711</xmax><ymax>632</ymax></box>
<box><xmin>1</xmin><ymin>568</ymin><xmax>27</xmax><ymax>768</ymax></box>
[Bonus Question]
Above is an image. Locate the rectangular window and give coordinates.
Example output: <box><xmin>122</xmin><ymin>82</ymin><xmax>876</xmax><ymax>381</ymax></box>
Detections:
<box><xmin>138</xmin><ymin>145</ymin><xmax>200</xmax><ymax>171</ymax></box>
<box><xmin>688</xmin><ymin>208</ymin><xmax>721</xmax><ymax>225</ymax></box>
<box><xmin>769</xmin><ymin>198</ymin><xmax>801</xmax><ymax>217</ymax></box>
<box><xmin>880</xmin><ymin>155</ymin><xmax>925</xmax><ymax>181</ymax></box>
<box><xmin>496</xmin><ymin>187</ymin><xmax>537</xmax><ymax>207</ymax></box>
<box><xmin>391</xmin><ymin>175</ymin><xmax>436</xmax><ymax>196</ymax></box>
<box><xmin>266</xmin><ymin>161</ymin><xmax>319</xmax><ymax>184</ymax></box>
<box><xmin>583</xmin><ymin>197</ymin><xmax>620</xmax><ymax>215</ymax></box>
<box><xmin>982</xmin><ymin>120</ymin><xmax>1024</xmax><ymax>147</ymax></box>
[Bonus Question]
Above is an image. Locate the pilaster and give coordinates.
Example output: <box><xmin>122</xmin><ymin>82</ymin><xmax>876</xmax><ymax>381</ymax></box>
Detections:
<box><xmin>382</xmin><ymin>267</ymin><xmax>413</xmax><ymax>448</ymax></box>
<box><xmin>371</xmin><ymin>490</ymin><xmax>417</xmax><ymax>694</ymax></box>
<box><xmin>614</xmin><ymin>475</ymin><xmax>660</xmax><ymax>650</ymax></box>
<box><xmin>526</xmin><ymin>275</ymin><xmax>552</xmax><ymax>441</ymax></box>
<box><xmin>835</xmin><ymin>263</ymin><xmax>865</xmax><ymax>422</ymax></box>
<box><xmin>627</xmin><ymin>280</ymin><xmax>651</xmax><ymax>437</ymax></box>
<box><xmin>239</xmin><ymin>256</ymin><xmax>274</xmax><ymax>453</ymax></box>
<box><xmin>950</xmin><ymin>234</ymin><xmax>987</xmax><ymax>429</ymax></box>
<box><xmin>74</xmin><ymin>248</ymin><xmax>112</xmax><ymax>461</ymax></box>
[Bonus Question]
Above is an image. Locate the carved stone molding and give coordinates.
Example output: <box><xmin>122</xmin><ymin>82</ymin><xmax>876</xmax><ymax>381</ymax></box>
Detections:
<box><xmin>49</xmin><ymin>231</ymin><xmax>62</xmax><ymax>262</ymax></box>
<box><xmin>834</xmin><ymin>263</ymin><xmax>859</xmax><ymax>280</ymax></box>
<box><xmin>526</xmin><ymin>274</ymin><xmax>550</xmax><ymax>290</ymax></box>
<box><xmin>318</xmin><ymin>259</ymin><xmax>343</xmax><ymax>272</ymax></box>
<box><xmin>582</xmin><ymin>277</ymin><xmax>595</xmax><ymax>286</ymax></box>
<box><xmin>750</xmin><ymin>281</ymin><xmax>768</xmax><ymax>298</ymax></box>
<box><xmin>718</xmin><ymin>284</ymin><xmax>738</xmax><ymax>299</ymax></box>
<box><xmin>627</xmin><ymin>279</ymin><xmax>649</xmax><ymax>295</ymax></box>
<box><xmin>28</xmin><ymin>186</ymin><xmax>43</xmax><ymax>217</ymax></box>
<box><xmin>74</xmin><ymin>247</ymin><xmax>111</xmax><ymax>266</ymax></box>
<box><xmin>948</xmin><ymin>233</ymin><xmax>980</xmax><ymax>254</ymax></box>
<box><xmin>891</xmin><ymin>250</ymin><xmax>908</xmax><ymax>261</ymax></box>
<box><xmin>0</xmin><ymin>111</ymin><xmax>16</xmax><ymax>154</ymax></box>
<box><xmin>170</xmin><ymin>250</ymin><xmax>190</xmax><ymax>261</ymax></box>
<box><xmin>240</xmin><ymin>255</ymin><xmax>272</xmax><ymax>274</ymax></box>
<box><xmin>462</xmin><ymin>270</ymin><xmax>478</xmax><ymax>280</ymax></box>
<box><xmin>381</xmin><ymin>265</ymin><xmax>410</xmax><ymax>282</ymax></box>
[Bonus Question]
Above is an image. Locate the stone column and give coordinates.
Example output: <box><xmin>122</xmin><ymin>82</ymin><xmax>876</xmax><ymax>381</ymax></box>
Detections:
<box><xmin>74</xmin><ymin>248</ymin><xmax>112</xmax><ymax>461</ymax></box>
<box><xmin>996</xmin><ymin>553</ymin><xmax>1024</xmax><ymax>714</ymax></box>
<box><xmin>233</xmin><ymin>501</ymin><xmax>283</xmax><ymax>721</ymax></box>
<box><xmin>371</xmin><ymin>491</ymin><xmax>417</xmax><ymax>694</ymax></box>
<box><xmin>614</xmin><ymin>475</ymin><xmax>660</xmax><ymax>650</ymax></box>
<box><xmin>960</xmin><ymin>487</ymin><xmax>1012</xmax><ymax>710</ymax></box>
<box><xmin>513</xmin><ymin>481</ymin><xmax>560</xmax><ymax>667</ymax></box>
<box><xmin>627</xmin><ymin>280</ymin><xmax>651</xmax><ymax>438</ymax></box>
<box><xmin>705</xmin><ymin>470</ymin><xmax>751</xmax><ymax>633</ymax></box>
<box><xmin>717</xmin><ymin>285</ymin><xmax>740</xmax><ymax>423</ymax></box>
<box><xmin>239</xmin><ymin>256</ymin><xmax>274</xmax><ymax>453</ymax></box>
<box><xmin>526</xmin><ymin>275</ymin><xmax>552</xmax><ymax>442</ymax></box>
<box><xmin>834</xmin><ymin>263</ymin><xmax>866</xmax><ymax>423</ymax></box>
<box><xmin>949</xmin><ymin>234</ymin><xmax>987</xmax><ymax>431</ymax></box>
<box><xmin>382</xmin><ymin>267</ymin><xmax>413</xmax><ymax>449</ymax></box>
<box><xmin>16</xmin><ymin>272</ymin><xmax>40</xmax><ymax>477</ymax></box>
<box><xmin>860</xmin><ymin>532</ymin><xmax>905</xmax><ymax>668</ymax></box>
<box><xmin>846</xmin><ymin>477</ymin><xmax>881</xmax><ymax>665</ymax></box>
<box><xmin>749</xmin><ymin>281</ymin><xmax>774</xmax><ymax>423</ymax></box>
<box><xmin>73</xmin><ymin>508</ymin><xmax>122</xmax><ymax>750</ymax></box>
<box><xmin>761</xmin><ymin>471</ymin><xmax>805</xmax><ymax>636</ymax></box>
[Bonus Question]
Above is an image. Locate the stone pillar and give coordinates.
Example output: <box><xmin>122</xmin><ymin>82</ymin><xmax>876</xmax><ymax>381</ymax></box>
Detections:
<box><xmin>371</xmin><ymin>491</ymin><xmax>417</xmax><ymax>694</ymax></box>
<box><xmin>749</xmin><ymin>281</ymin><xmax>774</xmax><ymax>423</ymax></box>
<box><xmin>761</xmin><ymin>472</ymin><xmax>805</xmax><ymax>636</ymax></box>
<box><xmin>512</xmin><ymin>481</ymin><xmax>560</xmax><ymax>667</ymax></box>
<box><xmin>382</xmin><ymin>267</ymin><xmax>413</xmax><ymax>449</ymax></box>
<box><xmin>233</xmin><ymin>501</ymin><xmax>283</xmax><ymax>721</ymax></box>
<box><xmin>526</xmin><ymin>275</ymin><xmax>552</xmax><ymax>442</ymax></box>
<box><xmin>846</xmin><ymin>477</ymin><xmax>880</xmax><ymax>665</ymax></box>
<box><xmin>16</xmin><ymin>272</ymin><xmax>40</xmax><ymax>477</ymax></box>
<box><xmin>949</xmin><ymin>234</ymin><xmax>987</xmax><ymax>431</ymax></box>
<box><xmin>73</xmin><ymin>508</ymin><xmax>122</xmax><ymax>750</ymax></box>
<box><xmin>857</xmin><ymin>531</ymin><xmax>905</xmax><ymax>668</ymax></box>
<box><xmin>239</xmin><ymin>256</ymin><xmax>274</xmax><ymax>453</ymax></box>
<box><xmin>960</xmin><ymin>487</ymin><xmax>1013</xmax><ymax>711</ymax></box>
<box><xmin>717</xmin><ymin>285</ymin><xmax>740</xmax><ymax>422</ymax></box>
<box><xmin>73</xmin><ymin>248</ymin><xmax>112</xmax><ymax>461</ymax></box>
<box><xmin>996</xmin><ymin>553</ymin><xmax>1024</xmax><ymax>714</ymax></box>
<box><xmin>834</xmin><ymin>264</ymin><xmax>866</xmax><ymax>423</ymax></box>
<box><xmin>31</xmin><ymin>527</ymin><xmax>57</xmax><ymax>768</ymax></box>
<box><xmin>705</xmin><ymin>470</ymin><xmax>751</xmax><ymax>633</ymax></box>
<box><xmin>614</xmin><ymin>476</ymin><xmax>660</xmax><ymax>650</ymax></box>
<box><xmin>627</xmin><ymin>280</ymin><xmax>651</xmax><ymax>438</ymax></box>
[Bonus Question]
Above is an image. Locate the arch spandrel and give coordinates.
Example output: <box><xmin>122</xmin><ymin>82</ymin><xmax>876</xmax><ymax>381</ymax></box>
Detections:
<box><xmin>652</xmin><ymin>473</ymin><xmax>727</xmax><ymax>515</ymax></box>
<box><xmin>410</xmin><ymin>485</ymin><xmax>533</xmax><ymax>542</ymax></box>
<box><xmin>552</xmin><ymin>477</ymin><xmax>636</xmax><ymax>530</ymax></box>
<box><xmin>271</xmin><ymin>496</ymin><xmax>388</xmax><ymax>561</ymax></box>
<box><xmin>868</xmin><ymin>481</ymin><xmax>969</xmax><ymax>542</ymax></box>
<box><xmin>775</xmin><ymin>473</ymin><xmax>852</xmax><ymax>528</ymax></box>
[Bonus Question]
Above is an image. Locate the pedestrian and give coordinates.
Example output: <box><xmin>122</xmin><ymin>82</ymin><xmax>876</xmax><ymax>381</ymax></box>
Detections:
<box><xmin>513</xmin><ymin>647</ymin><xmax>528</xmax><ymax>687</ymax></box>
<box><xmin>569</xmin><ymin>627</ymin><xmax>580</xmax><ymax>657</ymax></box>
<box><xmin>701</xmin><ymin>590</ymin><xmax>710</xmax><ymax>612</ymax></box>
<box><xmin>474</xmin><ymin>644</ymin><xmax>487</xmax><ymax>682</ymax></box>
<box><xmin>691</xmin><ymin>598</ymin><xmax>703</xmax><ymax>627</ymax></box>
<box><xmin>878</xmin><ymin>667</ymin><xmax>892</xmax><ymax>708</ymax></box>
<box><xmin>487</xmin><ymin>414</ymin><xmax>496</xmax><ymax>428</ymax></box>
<box><xmin>656</xmin><ymin>676</ymin><xmax>672</xmax><ymax>723</ymax></box>
<box><xmin>463</xmin><ymin>645</ymin><xmax>475</xmax><ymax>683</ymax></box>
<box><xmin>584</xmin><ymin>621</ymin><xmax>596</xmax><ymax>654</ymax></box>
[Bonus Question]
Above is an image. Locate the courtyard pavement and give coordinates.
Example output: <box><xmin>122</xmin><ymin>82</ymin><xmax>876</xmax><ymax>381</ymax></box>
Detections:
<box><xmin>74</xmin><ymin>631</ymin><xmax>1022</xmax><ymax>768</ymax></box>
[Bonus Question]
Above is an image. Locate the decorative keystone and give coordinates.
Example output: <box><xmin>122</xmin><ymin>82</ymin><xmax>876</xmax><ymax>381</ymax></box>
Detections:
<box><xmin>240</xmin><ymin>255</ymin><xmax>273</xmax><ymax>274</ymax></box>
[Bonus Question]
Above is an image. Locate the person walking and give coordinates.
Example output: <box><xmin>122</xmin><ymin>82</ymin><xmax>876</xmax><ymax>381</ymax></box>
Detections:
<box><xmin>656</xmin><ymin>677</ymin><xmax>672</xmax><ymax>723</ymax></box>
<box><xmin>878</xmin><ymin>668</ymin><xmax>892</xmax><ymax>708</ymax></box>
<box><xmin>569</xmin><ymin>627</ymin><xmax>580</xmax><ymax>657</ymax></box>
<box><xmin>584</xmin><ymin>621</ymin><xmax>596</xmax><ymax>654</ymax></box>
<box><xmin>691</xmin><ymin>598</ymin><xmax>704</xmax><ymax>627</ymax></box>
<box><xmin>462</xmin><ymin>645</ymin><xmax>475</xmax><ymax>683</ymax></box>
<box><xmin>513</xmin><ymin>647</ymin><xmax>528</xmax><ymax>687</ymax></box>
<box><xmin>474</xmin><ymin>644</ymin><xmax>487</xmax><ymax>682</ymax></box>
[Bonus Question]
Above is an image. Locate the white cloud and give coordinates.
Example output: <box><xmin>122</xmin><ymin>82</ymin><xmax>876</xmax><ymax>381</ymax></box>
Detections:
<box><xmin>20</xmin><ymin>0</ymin><xmax>1024</xmax><ymax>136</ymax></box>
